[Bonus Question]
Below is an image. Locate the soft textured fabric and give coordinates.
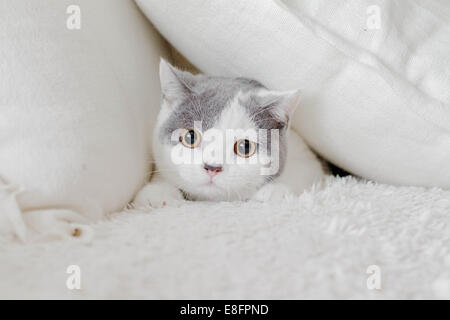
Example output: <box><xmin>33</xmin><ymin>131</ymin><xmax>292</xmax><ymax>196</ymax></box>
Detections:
<box><xmin>136</xmin><ymin>0</ymin><xmax>450</xmax><ymax>189</ymax></box>
<box><xmin>1</xmin><ymin>177</ymin><xmax>449</xmax><ymax>299</ymax></box>
<box><xmin>0</xmin><ymin>0</ymin><xmax>169</xmax><ymax>235</ymax></box>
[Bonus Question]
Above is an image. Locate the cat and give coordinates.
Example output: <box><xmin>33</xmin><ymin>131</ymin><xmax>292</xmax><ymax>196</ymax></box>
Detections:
<box><xmin>133</xmin><ymin>59</ymin><xmax>325</xmax><ymax>208</ymax></box>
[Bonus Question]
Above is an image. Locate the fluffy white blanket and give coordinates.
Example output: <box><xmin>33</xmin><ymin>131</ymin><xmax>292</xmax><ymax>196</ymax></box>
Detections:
<box><xmin>1</xmin><ymin>176</ymin><xmax>449</xmax><ymax>299</ymax></box>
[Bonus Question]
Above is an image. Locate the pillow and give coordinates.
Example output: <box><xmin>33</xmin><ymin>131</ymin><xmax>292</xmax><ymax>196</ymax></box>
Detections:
<box><xmin>0</xmin><ymin>0</ymin><xmax>169</xmax><ymax>240</ymax></box>
<box><xmin>136</xmin><ymin>0</ymin><xmax>450</xmax><ymax>189</ymax></box>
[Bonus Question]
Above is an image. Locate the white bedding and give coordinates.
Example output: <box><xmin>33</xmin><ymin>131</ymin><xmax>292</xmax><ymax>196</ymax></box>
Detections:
<box><xmin>136</xmin><ymin>0</ymin><xmax>450</xmax><ymax>189</ymax></box>
<box><xmin>0</xmin><ymin>0</ymin><xmax>169</xmax><ymax>239</ymax></box>
<box><xmin>1</xmin><ymin>0</ymin><xmax>449</xmax><ymax>299</ymax></box>
<box><xmin>1</xmin><ymin>177</ymin><xmax>449</xmax><ymax>299</ymax></box>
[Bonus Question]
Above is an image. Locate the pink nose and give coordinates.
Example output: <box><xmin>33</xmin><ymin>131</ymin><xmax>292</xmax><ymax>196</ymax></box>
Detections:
<box><xmin>204</xmin><ymin>164</ymin><xmax>223</xmax><ymax>177</ymax></box>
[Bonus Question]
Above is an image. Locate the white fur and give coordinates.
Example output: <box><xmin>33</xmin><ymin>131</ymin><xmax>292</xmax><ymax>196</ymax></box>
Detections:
<box><xmin>4</xmin><ymin>176</ymin><xmax>450</xmax><ymax>299</ymax></box>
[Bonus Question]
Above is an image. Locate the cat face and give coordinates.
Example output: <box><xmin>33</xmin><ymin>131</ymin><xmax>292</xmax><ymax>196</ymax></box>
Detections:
<box><xmin>152</xmin><ymin>60</ymin><xmax>300</xmax><ymax>201</ymax></box>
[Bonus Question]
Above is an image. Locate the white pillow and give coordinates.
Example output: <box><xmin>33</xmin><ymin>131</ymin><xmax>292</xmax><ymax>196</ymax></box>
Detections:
<box><xmin>0</xmin><ymin>0</ymin><xmax>169</xmax><ymax>240</ymax></box>
<box><xmin>136</xmin><ymin>0</ymin><xmax>450</xmax><ymax>189</ymax></box>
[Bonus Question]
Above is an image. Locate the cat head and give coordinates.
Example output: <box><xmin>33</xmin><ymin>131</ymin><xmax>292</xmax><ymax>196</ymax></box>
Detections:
<box><xmin>152</xmin><ymin>59</ymin><xmax>300</xmax><ymax>201</ymax></box>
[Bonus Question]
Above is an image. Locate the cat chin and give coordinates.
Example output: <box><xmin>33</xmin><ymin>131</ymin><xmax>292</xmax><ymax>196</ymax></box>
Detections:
<box><xmin>182</xmin><ymin>185</ymin><xmax>227</xmax><ymax>201</ymax></box>
<box><xmin>183</xmin><ymin>183</ymin><xmax>260</xmax><ymax>202</ymax></box>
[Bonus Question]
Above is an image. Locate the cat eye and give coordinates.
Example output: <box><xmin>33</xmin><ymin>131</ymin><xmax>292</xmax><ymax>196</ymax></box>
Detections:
<box><xmin>180</xmin><ymin>129</ymin><xmax>201</xmax><ymax>148</ymax></box>
<box><xmin>234</xmin><ymin>139</ymin><xmax>256</xmax><ymax>158</ymax></box>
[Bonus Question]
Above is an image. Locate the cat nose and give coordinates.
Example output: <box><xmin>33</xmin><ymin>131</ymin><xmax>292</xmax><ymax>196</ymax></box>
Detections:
<box><xmin>203</xmin><ymin>163</ymin><xmax>223</xmax><ymax>176</ymax></box>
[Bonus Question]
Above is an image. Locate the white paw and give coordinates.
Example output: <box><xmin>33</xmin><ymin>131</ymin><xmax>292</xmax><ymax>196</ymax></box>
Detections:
<box><xmin>132</xmin><ymin>182</ymin><xmax>184</xmax><ymax>209</ymax></box>
<box><xmin>252</xmin><ymin>183</ymin><xmax>294</xmax><ymax>202</ymax></box>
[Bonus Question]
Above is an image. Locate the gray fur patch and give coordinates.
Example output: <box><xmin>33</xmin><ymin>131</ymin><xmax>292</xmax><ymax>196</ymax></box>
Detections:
<box><xmin>240</xmin><ymin>94</ymin><xmax>289</xmax><ymax>180</ymax></box>
<box><xmin>159</xmin><ymin>75</ymin><xmax>265</xmax><ymax>144</ymax></box>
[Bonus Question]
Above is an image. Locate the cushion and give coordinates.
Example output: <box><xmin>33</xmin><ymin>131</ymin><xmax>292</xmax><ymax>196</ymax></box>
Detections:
<box><xmin>136</xmin><ymin>0</ymin><xmax>450</xmax><ymax>189</ymax></box>
<box><xmin>0</xmin><ymin>0</ymin><xmax>169</xmax><ymax>236</ymax></box>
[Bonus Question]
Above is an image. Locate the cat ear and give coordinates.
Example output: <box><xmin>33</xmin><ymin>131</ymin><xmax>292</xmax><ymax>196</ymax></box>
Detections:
<box><xmin>263</xmin><ymin>89</ymin><xmax>301</xmax><ymax>126</ymax></box>
<box><xmin>159</xmin><ymin>58</ymin><xmax>195</xmax><ymax>103</ymax></box>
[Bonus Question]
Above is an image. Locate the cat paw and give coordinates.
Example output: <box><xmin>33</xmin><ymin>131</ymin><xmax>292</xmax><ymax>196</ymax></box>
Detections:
<box><xmin>252</xmin><ymin>183</ymin><xmax>295</xmax><ymax>202</ymax></box>
<box><xmin>132</xmin><ymin>182</ymin><xmax>184</xmax><ymax>209</ymax></box>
